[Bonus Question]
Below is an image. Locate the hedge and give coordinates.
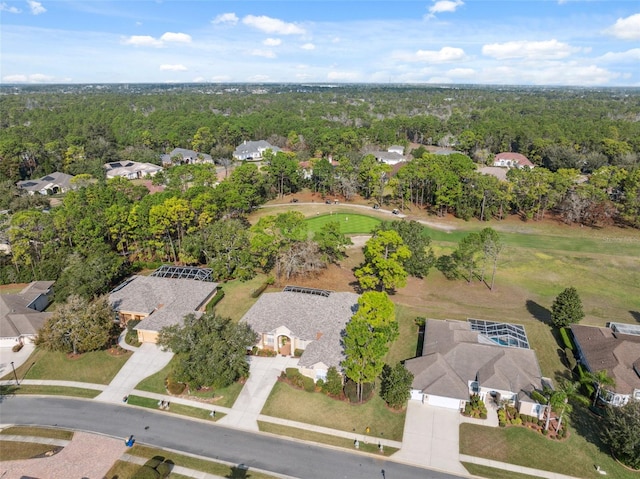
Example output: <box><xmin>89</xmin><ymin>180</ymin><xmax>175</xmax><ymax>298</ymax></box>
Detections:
<box><xmin>559</xmin><ymin>327</ymin><xmax>575</xmax><ymax>350</ymax></box>
<box><xmin>206</xmin><ymin>288</ymin><xmax>225</xmax><ymax>311</ymax></box>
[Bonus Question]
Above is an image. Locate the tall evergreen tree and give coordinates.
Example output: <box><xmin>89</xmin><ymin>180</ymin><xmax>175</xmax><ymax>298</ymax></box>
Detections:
<box><xmin>550</xmin><ymin>286</ymin><xmax>585</xmax><ymax>327</ymax></box>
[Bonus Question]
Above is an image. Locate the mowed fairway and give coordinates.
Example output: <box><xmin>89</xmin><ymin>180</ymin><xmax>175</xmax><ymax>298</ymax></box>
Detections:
<box><xmin>305</xmin><ymin>213</ymin><xmax>381</xmax><ymax>235</ymax></box>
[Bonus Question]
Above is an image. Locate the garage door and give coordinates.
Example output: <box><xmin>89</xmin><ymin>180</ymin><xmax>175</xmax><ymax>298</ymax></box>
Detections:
<box><xmin>427</xmin><ymin>395</ymin><xmax>462</xmax><ymax>409</ymax></box>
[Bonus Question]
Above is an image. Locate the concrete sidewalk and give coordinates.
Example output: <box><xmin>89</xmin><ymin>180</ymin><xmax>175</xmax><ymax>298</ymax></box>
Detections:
<box><xmin>95</xmin><ymin>343</ymin><xmax>173</xmax><ymax>404</ymax></box>
<box><xmin>0</xmin><ymin>379</ymin><xmax>106</xmax><ymax>390</ymax></box>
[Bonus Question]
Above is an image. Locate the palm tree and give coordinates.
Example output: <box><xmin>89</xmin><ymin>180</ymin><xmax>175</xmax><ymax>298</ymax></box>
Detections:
<box><xmin>584</xmin><ymin>369</ymin><xmax>616</xmax><ymax>407</ymax></box>
<box><xmin>555</xmin><ymin>381</ymin><xmax>589</xmax><ymax>433</ymax></box>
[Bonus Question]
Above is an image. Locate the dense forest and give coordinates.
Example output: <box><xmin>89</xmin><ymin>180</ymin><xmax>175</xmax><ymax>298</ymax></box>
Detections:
<box><xmin>0</xmin><ymin>84</ymin><xmax>638</xmax><ymax>288</ymax></box>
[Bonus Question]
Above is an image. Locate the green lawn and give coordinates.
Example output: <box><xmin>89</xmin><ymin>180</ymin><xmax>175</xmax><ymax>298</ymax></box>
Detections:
<box><xmin>460</xmin><ymin>411</ymin><xmax>637</xmax><ymax>479</ymax></box>
<box><xmin>0</xmin><ymin>348</ymin><xmax>132</xmax><ymax>384</ymax></box>
<box><xmin>305</xmin><ymin>213</ymin><xmax>381</xmax><ymax>235</ymax></box>
<box><xmin>261</xmin><ymin>381</ymin><xmax>405</xmax><ymax>441</ymax></box>
<box><xmin>126</xmin><ymin>395</ymin><xmax>222</xmax><ymax>421</ymax></box>
<box><xmin>213</xmin><ymin>273</ymin><xmax>272</xmax><ymax>321</ymax></box>
<box><xmin>0</xmin><ymin>384</ymin><xmax>101</xmax><ymax>398</ymax></box>
<box><xmin>462</xmin><ymin>463</ymin><xmax>543</xmax><ymax>479</ymax></box>
<box><xmin>0</xmin><ymin>441</ymin><xmax>62</xmax><ymax>461</ymax></box>
<box><xmin>0</xmin><ymin>426</ymin><xmax>73</xmax><ymax>440</ymax></box>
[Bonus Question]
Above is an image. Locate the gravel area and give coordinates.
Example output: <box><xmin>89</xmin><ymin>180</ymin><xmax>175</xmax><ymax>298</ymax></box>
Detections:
<box><xmin>0</xmin><ymin>431</ymin><xmax>128</xmax><ymax>479</ymax></box>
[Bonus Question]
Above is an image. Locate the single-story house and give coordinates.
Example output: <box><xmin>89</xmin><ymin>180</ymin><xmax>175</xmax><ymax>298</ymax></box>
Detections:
<box><xmin>161</xmin><ymin>148</ymin><xmax>213</xmax><ymax>166</ymax></box>
<box><xmin>492</xmin><ymin>152</ymin><xmax>535</xmax><ymax>169</ymax></box>
<box><xmin>104</xmin><ymin>161</ymin><xmax>163</xmax><ymax>180</ymax></box>
<box><xmin>17</xmin><ymin>172</ymin><xmax>74</xmax><ymax>196</ymax></box>
<box><xmin>241</xmin><ymin>287</ymin><xmax>359</xmax><ymax>381</ymax></box>
<box><xmin>477</xmin><ymin>166</ymin><xmax>508</xmax><ymax>181</ymax></box>
<box><xmin>571</xmin><ymin>323</ymin><xmax>640</xmax><ymax>406</ymax></box>
<box><xmin>109</xmin><ymin>271</ymin><xmax>218</xmax><ymax>343</ymax></box>
<box><xmin>372</xmin><ymin>146</ymin><xmax>407</xmax><ymax>166</ymax></box>
<box><xmin>388</xmin><ymin>145</ymin><xmax>405</xmax><ymax>155</ymax></box>
<box><xmin>233</xmin><ymin>140</ymin><xmax>281</xmax><ymax>161</ymax></box>
<box><xmin>404</xmin><ymin>319</ymin><xmax>546</xmax><ymax>416</ymax></box>
<box><xmin>0</xmin><ymin>281</ymin><xmax>54</xmax><ymax>347</ymax></box>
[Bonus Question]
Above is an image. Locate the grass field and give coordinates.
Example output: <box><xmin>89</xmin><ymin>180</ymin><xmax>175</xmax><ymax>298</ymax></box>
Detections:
<box><xmin>126</xmin><ymin>394</ymin><xmax>221</xmax><ymax>421</ymax></box>
<box><xmin>0</xmin><ymin>384</ymin><xmax>101</xmax><ymax>398</ymax></box>
<box><xmin>0</xmin><ymin>348</ymin><xmax>132</xmax><ymax>384</ymax></box>
<box><xmin>0</xmin><ymin>426</ymin><xmax>73</xmax><ymax>440</ymax></box>
<box><xmin>462</xmin><ymin>463</ymin><xmax>543</xmax><ymax>479</ymax></box>
<box><xmin>0</xmin><ymin>441</ymin><xmax>62</xmax><ymax>461</ymax></box>
<box><xmin>305</xmin><ymin>213</ymin><xmax>381</xmax><ymax>235</ymax></box>
<box><xmin>261</xmin><ymin>381</ymin><xmax>405</xmax><ymax>441</ymax></box>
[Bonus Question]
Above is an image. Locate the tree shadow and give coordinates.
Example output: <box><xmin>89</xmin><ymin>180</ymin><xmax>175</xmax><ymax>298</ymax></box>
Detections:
<box><xmin>630</xmin><ymin>311</ymin><xmax>640</xmax><ymax>323</ymax></box>
<box><xmin>526</xmin><ymin>300</ymin><xmax>552</xmax><ymax>325</ymax></box>
<box><xmin>226</xmin><ymin>464</ymin><xmax>251</xmax><ymax>478</ymax></box>
<box><xmin>0</xmin><ymin>384</ymin><xmax>19</xmax><ymax>403</ymax></box>
<box><xmin>569</xmin><ymin>405</ymin><xmax>610</xmax><ymax>459</ymax></box>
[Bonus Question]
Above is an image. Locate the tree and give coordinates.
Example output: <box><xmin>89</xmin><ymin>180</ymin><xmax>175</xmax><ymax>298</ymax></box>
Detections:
<box><xmin>354</xmin><ymin>230</ymin><xmax>411</xmax><ymax>292</ymax></box>
<box><xmin>584</xmin><ymin>369</ymin><xmax>616</xmax><ymax>407</ymax></box>
<box><xmin>276</xmin><ymin>240</ymin><xmax>326</xmax><ymax>281</ymax></box>
<box><xmin>313</xmin><ymin>220</ymin><xmax>352</xmax><ymax>262</ymax></box>
<box><xmin>554</xmin><ymin>380</ymin><xmax>589</xmax><ymax>433</ymax></box>
<box><xmin>550</xmin><ymin>287</ymin><xmax>585</xmax><ymax>328</ymax></box>
<box><xmin>601</xmin><ymin>400</ymin><xmax>640</xmax><ymax>470</ymax></box>
<box><xmin>479</xmin><ymin>227</ymin><xmax>504</xmax><ymax>291</ymax></box>
<box><xmin>374</xmin><ymin>220</ymin><xmax>435</xmax><ymax>278</ymax></box>
<box><xmin>380</xmin><ymin>363</ymin><xmax>414</xmax><ymax>409</ymax></box>
<box><xmin>342</xmin><ymin>292</ymin><xmax>398</xmax><ymax>402</ymax></box>
<box><xmin>452</xmin><ymin>231</ymin><xmax>482</xmax><ymax>283</ymax></box>
<box><xmin>323</xmin><ymin>366</ymin><xmax>343</xmax><ymax>397</ymax></box>
<box><xmin>158</xmin><ymin>312</ymin><xmax>258</xmax><ymax>390</ymax></box>
<box><xmin>36</xmin><ymin>295</ymin><xmax>115</xmax><ymax>354</ymax></box>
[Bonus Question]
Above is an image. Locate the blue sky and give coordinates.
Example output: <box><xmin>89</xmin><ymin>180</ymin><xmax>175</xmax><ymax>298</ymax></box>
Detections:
<box><xmin>1</xmin><ymin>1</ymin><xmax>639</xmax><ymax>86</ymax></box>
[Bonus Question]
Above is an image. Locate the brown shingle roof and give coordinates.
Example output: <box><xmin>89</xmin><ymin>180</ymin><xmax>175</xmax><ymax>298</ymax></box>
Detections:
<box><xmin>571</xmin><ymin>324</ymin><xmax>640</xmax><ymax>395</ymax></box>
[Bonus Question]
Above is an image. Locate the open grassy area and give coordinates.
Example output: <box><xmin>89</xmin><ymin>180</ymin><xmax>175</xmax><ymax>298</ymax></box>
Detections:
<box><xmin>104</xmin><ymin>460</ymin><xmax>141</xmax><ymax>479</ymax></box>
<box><xmin>0</xmin><ymin>348</ymin><xmax>132</xmax><ymax>384</ymax></box>
<box><xmin>0</xmin><ymin>441</ymin><xmax>62</xmax><ymax>461</ymax></box>
<box><xmin>305</xmin><ymin>213</ymin><xmax>381</xmax><ymax>235</ymax></box>
<box><xmin>213</xmin><ymin>273</ymin><xmax>271</xmax><ymax>321</ymax></box>
<box><xmin>459</xmin><ymin>413</ymin><xmax>636</xmax><ymax>479</ymax></box>
<box><xmin>462</xmin><ymin>463</ymin><xmax>543</xmax><ymax>479</ymax></box>
<box><xmin>0</xmin><ymin>384</ymin><xmax>101</xmax><ymax>398</ymax></box>
<box><xmin>0</xmin><ymin>426</ymin><xmax>73</xmax><ymax>440</ymax></box>
<box><xmin>261</xmin><ymin>381</ymin><xmax>405</xmax><ymax>441</ymax></box>
<box><xmin>126</xmin><ymin>394</ymin><xmax>221</xmax><ymax>421</ymax></box>
<box><xmin>258</xmin><ymin>421</ymin><xmax>398</xmax><ymax>456</ymax></box>
<box><xmin>128</xmin><ymin>444</ymin><xmax>281</xmax><ymax>479</ymax></box>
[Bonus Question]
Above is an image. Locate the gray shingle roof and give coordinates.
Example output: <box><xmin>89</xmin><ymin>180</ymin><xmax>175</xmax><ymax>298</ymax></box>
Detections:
<box><xmin>17</xmin><ymin>172</ymin><xmax>74</xmax><ymax>194</ymax></box>
<box><xmin>0</xmin><ymin>281</ymin><xmax>54</xmax><ymax>338</ymax></box>
<box><xmin>109</xmin><ymin>276</ymin><xmax>218</xmax><ymax>333</ymax></box>
<box><xmin>241</xmin><ymin>290</ymin><xmax>359</xmax><ymax>368</ymax></box>
<box><xmin>405</xmin><ymin>319</ymin><xmax>543</xmax><ymax>399</ymax></box>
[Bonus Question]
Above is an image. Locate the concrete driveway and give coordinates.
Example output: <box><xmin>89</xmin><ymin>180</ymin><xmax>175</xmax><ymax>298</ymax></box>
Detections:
<box><xmin>0</xmin><ymin>342</ymin><xmax>35</xmax><ymax>380</ymax></box>
<box><xmin>217</xmin><ymin>355</ymin><xmax>298</xmax><ymax>431</ymax></box>
<box><xmin>95</xmin><ymin>342</ymin><xmax>173</xmax><ymax>403</ymax></box>
<box><xmin>393</xmin><ymin>401</ymin><xmax>468</xmax><ymax>475</ymax></box>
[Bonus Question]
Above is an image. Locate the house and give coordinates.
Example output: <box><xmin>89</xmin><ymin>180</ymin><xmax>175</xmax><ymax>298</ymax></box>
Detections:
<box><xmin>404</xmin><ymin>319</ymin><xmax>546</xmax><ymax>416</ymax></box>
<box><xmin>233</xmin><ymin>140</ymin><xmax>281</xmax><ymax>161</ymax></box>
<box><xmin>477</xmin><ymin>166</ymin><xmax>508</xmax><ymax>181</ymax></box>
<box><xmin>372</xmin><ymin>146</ymin><xmax>407</xmax><ymax>166</ymax></box>
<box><xmin>492</xmin><ymin>152</ymin><xmax>535</xmax><ymax>169</ymax></box>
<box><xmin>241</xmin><ymin>286</ymin><xmax>359</xmax><ymax>381</ymax></box>
<box><xmin>571</xmin><ymin>323</ymin><xmax>640</xmax><ymax>406</ymax></box>
<box><xmin>0</xmin><ymin>281</ymin><xmax>54</xmax><ymax>347</ymax></box>
<box><xmin>109</xmin><ymin>266</ymin><xmax>218</xmax><ymax>344</ymax></box>
<box><xmin>161</xmin><ymin>148</ymin><xmax>213</xmax><ymax>167</ymax></box>
<box><xmin>17</xmin><ymin>172</ymin><xmax>74</xmax><ymax>196</ymax></box>
<box><xmin>104</xmin><ymin>161</ymin><xmax>163</xmax><ymax>180</ymax></box>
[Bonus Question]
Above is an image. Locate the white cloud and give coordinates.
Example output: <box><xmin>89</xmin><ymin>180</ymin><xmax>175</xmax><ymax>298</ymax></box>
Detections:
<box><xmin>396</xmin><ymin>46</ymin><xmax>465</xmax><ymax>63</ymax></box>
<box><xmin>249</xmin><ymin>74</ymin><xmax>270</xmax><ymax>82</ymax></box>
<box><xmin>250</xmin><ymin>49</ymin><xmax>277</xmax><ymax>59</ymax></box>
<box><xmin>160</xmin><ymin>64</ymin><xmax>187</xmax><ymax>71</ymax></box>
<box><xmin>263</xmin><ymin>38</ymin><xmax>282</xmax><ymax>46</ymax></box>
<box><xmin>212</xmin><ymin>12</ymin><xmax>238</xmax><ymax>25</ymax></box>
<box><xmin>242</xmin><ymin>15</ymin><xmax>305</xmax><ymax>35</ymax></box>
<box><xmin>301</xmin><ymin>43</ymin><xmax>315</xmax><ymax>51</ymax></box>
<box><xmin>0</xmin><ymin>3</ymin><xmax>21</xmax><ymax>13</ymax></box>
<box><xmin>447</xmin><ymin>68</ymin><xmax>475</xmax><ymax>78</ymax></box>
<box><xmin>606</xmin><ymin>13</ymin><xmax>640</xmax><ymax>40</ymax></box>
<box><xmin>26</xmin><ymin>0</ymin><xmax>45</xmax><ymax>15</ymax></box>
<box><xmin>122</xmin><ymin>35</ymin><xmax>163</xmax><ymax>47</ymax></box>
<box><xmin>3</xmin><ymin>73</ymin><xmax>54</xmax><ymax>83</ymax></box>
<box><xmin>160</xmin><ymin>32</ymin><xmax>191</xmax><ymax>43</ymax></box>
<box><xmin>211</xmin><ymin>75</ymin><xmax>231</xmax><ymax>82</ymax></box>
<box><xmin>598</xmin><ymin>48</ymin><xmax>640</xmax><ymax>64</ymax></box>
<box><xmin>426</xmin><ymin>0</ymin><xmax>463</xmax><ymax>18</ymax></box>
<box><xmin>482</xmin><ymin>39</ymin><xmax>580</xmax><ymax>60</ymax></box>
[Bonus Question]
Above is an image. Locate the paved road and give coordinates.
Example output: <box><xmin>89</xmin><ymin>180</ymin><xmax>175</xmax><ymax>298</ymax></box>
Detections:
<box><xmin>0</xmin><ymin>396</ymin><xmax>468</xmax><ymax>479</ymax></box>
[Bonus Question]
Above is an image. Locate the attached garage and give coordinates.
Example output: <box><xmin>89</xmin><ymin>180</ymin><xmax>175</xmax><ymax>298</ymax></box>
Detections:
<box><xmin>426</xmin><ymin>395</ymin><xmax>462</xmax><ymax>410</ymax></box>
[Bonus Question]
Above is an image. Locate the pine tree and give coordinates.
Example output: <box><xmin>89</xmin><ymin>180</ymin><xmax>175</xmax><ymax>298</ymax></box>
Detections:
<box><xmin>550</xmin><ymin>286</ymin><xmax>584</xmax><ymax>328</ymax></box>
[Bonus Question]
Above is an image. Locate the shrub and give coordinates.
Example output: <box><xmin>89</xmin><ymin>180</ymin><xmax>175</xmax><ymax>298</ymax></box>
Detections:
<box><xmin>316</xmin><ymin>378</ymin><xmax>325</xmax><ymax>390</ymax></box>
<box><xmin>499</xmin><ymin>422</ymin><xmax>506</xmax><ymax>427</ymax></box>
<box><xmin>303</xmin><ymin>376</ymin><xmax>315</xmax><ymax>393</ymax></box>
<box><xmin>480</xmin><ymin>412</ymin><xmax>487</xmax><ymax>419</ymax></box>
<box><xmin>132</xmin><ymin>465</ymin><xmax>160</xmax><ymax>479</ymax></box>
<box><xmin>165</xmin><ymin>375</ymin><xmax>186</xmax><ymax>395</ymax></box>
<box><xmin>206</xmin><ymin>288</ymin><xmax>225</xmax><ymax>311</ymax></box>
<box><xmin>12</xmin><ymin>343</ymin><xmax>23</xmax><ymax>352</ymax></box>
<box><xmin>323</xmin><ymin>366</ymin><xmax>343</xmax><ymax>397</ymax></box>
<box><xmin>144</xmin><ymin>457</ymin><xmax>164</xmax><ymax>469</ymax></box>
<box><xmin>294</xmin><ymin>348</ymin><xmax>304</xmax><ymax>357</ymax></box>
<box><xmin>155</xmin><ymin>462</ymin><xmax>172</xmax><ymax>478</ymax></box>
<box><xmin>251</xmin><ymin>277</ymin><xmax>274</xmax><ymax>298</ymax></box>
<box><xmin>559</xmin><ymin>327</ymin><xmax>574</xmax><ymax>350</ymax></box>
<box><xmin>285</xmin><ymin>368</ymin><xmax>300</xmax><ymax>380</ymax></box>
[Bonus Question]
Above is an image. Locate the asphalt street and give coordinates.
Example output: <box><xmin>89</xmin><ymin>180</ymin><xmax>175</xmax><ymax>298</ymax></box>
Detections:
<box><xmin>0</xmin><ymin>396</ymin><xmax>468</xmax><ymax>479</ymax></box>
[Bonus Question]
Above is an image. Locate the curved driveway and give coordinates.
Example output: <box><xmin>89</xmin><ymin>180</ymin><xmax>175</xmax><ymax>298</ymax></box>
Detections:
<box><xmin>1</xmin><ymin>396</ymin><xmax>466</xmax><ymax>479</ymax></box>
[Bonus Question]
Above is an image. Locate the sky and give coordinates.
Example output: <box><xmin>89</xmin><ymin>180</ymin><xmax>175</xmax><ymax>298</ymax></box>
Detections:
<box><xmin>1</xmin><ymin>0</ymin><xmax>639</xmax><ymax>86</ymax></box>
